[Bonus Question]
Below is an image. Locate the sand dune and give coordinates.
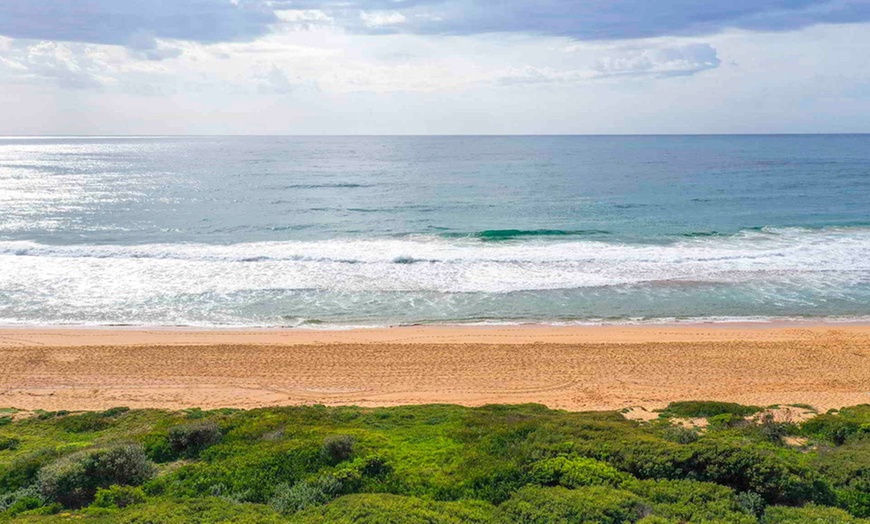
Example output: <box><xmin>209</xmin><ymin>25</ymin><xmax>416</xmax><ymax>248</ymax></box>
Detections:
<box><xmin>0</xmin><ymin>324</ymin><xmax>868</xmax><ymax>412</ymax></box>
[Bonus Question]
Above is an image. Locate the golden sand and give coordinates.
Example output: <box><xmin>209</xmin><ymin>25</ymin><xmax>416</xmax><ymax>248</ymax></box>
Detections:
<box><xmin>0</xmin><ymin>324</ymin><xmax>868</xmax><ymax>412</ymax></box>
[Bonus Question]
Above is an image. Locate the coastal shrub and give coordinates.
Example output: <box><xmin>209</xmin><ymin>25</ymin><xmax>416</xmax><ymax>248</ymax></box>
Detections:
<box><xmin>54</xmin><ymin>412</ymin><xmax>111</xmax><ymax>433</ymax></box>
<box><xmin>812</xmin><ymin>440</ymin><xmax>870</xmax><ymax>516</ymax></box>
<box><xmin>321</xmin><ymin>435</ymin><xmax>355</xmax><ymax>465</ymax></box>
<box><xmin>497</xmin><ymin>485</ymin><xmax>648</xmax><ymax>523</ymax></box>
<box><xmin>661</xmin><ymin>426</ymin><xmax>700</xmax><ymax>444</ymax></box>
<box><xmin>91</xmin><ymin>485</ymin><xmax>146</xmax><ymax>509</ymax></box>
<box><xmin>168</xmin><ymin>420</ymin><xmax>222</xmax><ymax>459</ymax></box>
<box><xmin>662</xmin><ymin>401</ymin><xmax>762</xmax><ymax>419</ymax></box>
<box><xmin>292</xmin><ymin>493</ymin><xmax>495</xmax><ymax>524</ymax></box>
<box><xmin>0</xmin><ymin>485</ymin><xmax>43</xmax><ymax>514</ymax></box>
<box><xmin>76</xmin><ymin>498</ymin><xmax>289</xmax><ymax>523</ymax></box>
<box><xmin>3</xmin><ymin>403</ymin><xmax>870</xmax><ymax>520</ymax></box>
<box><xmin>270</xmin><ymin>475</ymin><xmax>343</xmax><ymax>514</ymax></box>
<box><xmin>0</xmin><ymin>436</ymin><xmax>20</xmax><ymax>451</ymax></box>
<box><xmin>625</xmin><ymin>479</ymin><xmax>754</xmax><ymax>523</ymax></box>
<box><xmin>0</xmin><ymin>449</ymin><xmax>61</xmax><ymax>492</ymax></box>
<box><xmin>360</xmin><ymin>455</ymin><xmax>392</xmax><ymax>478</ymax></box>
<box><xmin>528</xmin><ymin>456</ymin><xmax>631</xmax><ymax>488</ymax></box>
<box><xmin>146</xmin><ymin>441</ymin><xmax>324</xmax><ymax>502</ymax></box>
<box><xmin>736</xmin><ymin>490</ymin><xmax>768</xmax><ymax>518</ymax></box>
<box><xmin>763</xmin><ymin>503</ymin><xmax>870</xmax><ymax>523</ymax></box>
<box><xmin>0</xmin><ymin>416</ymin><xmax>12</xmax><ymax>427</ymax></box>
<box><xmin>758</xmin><ymin>412</ymin><xmax>791</xmax><ymax>444</ymax></box>
<box><xmin>804</xmin><ymin>415</ymin><xmax>864</xmax><ymax>445</ymax></box>
<box><xmin>37</xmin><ymin>443</ymin><xmax>155</xmax><ymax>508</ymax></box>
<box><xmin>708</xmin><ymin>413</ymin><xmax>747</xmax><ymax>430</ymax></box>
<box><xmin>100</xmin><ymin>406</ymin><xmax>130</xmax><ymax>418</ymax></box>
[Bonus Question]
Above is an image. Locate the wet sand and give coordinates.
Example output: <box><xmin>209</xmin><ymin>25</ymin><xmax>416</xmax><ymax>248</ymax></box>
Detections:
<box><xmin>0</xmin><ymin>324</ymin><xmax>868</xmax><ymax>412</ymax></box>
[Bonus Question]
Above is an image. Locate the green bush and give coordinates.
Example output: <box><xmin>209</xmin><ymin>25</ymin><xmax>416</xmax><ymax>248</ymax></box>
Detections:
<box><xmin>54</xmin><ymin>412</ymin><xmax>111</xmax><ymax>433</ymax></box>
<box><xmin>528</xmin><ymin>456</ymin><xmax>631</xmax><ymax>488</ymax></box>
<box><xmin>759</xmin><ymin>412</ymin><xmax>791</xmax><ymax>444</ymax></box>
<box><xmin>736</xmin><ymin>490</ymin><xmax>767</xmax><ymax>518</ymax></box>
<box><xmin>626</xmin><ymin>479</ymin><xmax>755</xmax><ymax>523</ymax></box>
<box><xmin>708</xmin><ymin>413</ymin><xmax>747</xmax><ymax>430</ymax></box>
<box><xmin>270</xmin><ymin>475</ymin><xmax>343</xmax><ymax>514</ymax></box>
<box><xmin>0</xmin><ymin>449</ymin><xmax>61</xmax><ymax>492</ymax></box>
<box><xmin>662</xmin><ymin>401</ymin><xmax>762</xmax><ymax>419</ymax></box>
<box><xmin>292</xmin><ymin>493</ymin><xmax>495</xmax><ymax>524</ymax></box>
<box><xmin>764</xmin><ymin>503</ymin><xmax>870</xmax><ymax>523</ymax></box>
<box><xmin>804</xmin><ymin>416</ymin><xmax>863</xmax><ymax>445</ymax></box>
<box><xmin>0</xmin><ymin>436</ymin><xmax>20</xmax><ymax>451</ymax></box>
<box><xmin>661</xmin><ymin>426</ymin><xmax>700</xmax><ymax>444</ymax></box>
<box><xmin>0</xmin><ymin>485</ymin><xmax>43</xmax><ymax>514</ymax></box>
<box><xmin>101</xmin><ymin>407</ymin><xmax>130</xmax><ymax>418</ymax></box>
<box><xmin>321</xmin><ymin>435</ymin><xmax>355</xmax><ymax>465</ymax></box>
<box><xmin>92</xmin><ymin>485</ymin><xmax>146</xmax><ymax>509</ymax></box>
<box><xmin>168</xmin><ymin>420</ymin><xmax>223</xmax><ymax>459</ymax></box>
<box><xmin>37</xmin><ymin>443</ymin><xmax>156</xmax><ymax>508</ymax></box>
<box><xmin>497</xmin><ymin>485</ymin><xmax>647</xmax><ymax>524</ymax></box>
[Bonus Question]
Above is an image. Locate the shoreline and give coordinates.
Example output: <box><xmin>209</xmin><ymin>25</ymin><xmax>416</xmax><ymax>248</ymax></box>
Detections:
<box><xmin>1</xmin><ymin>324</ymin><xmax>869</xmax><ymax>412</ymax></box>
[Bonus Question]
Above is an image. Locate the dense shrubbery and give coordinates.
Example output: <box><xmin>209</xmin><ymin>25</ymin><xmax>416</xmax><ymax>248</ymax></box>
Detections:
<box><xmin>1</xmin><ymin>402</ymin><xmax>870</xmax><ymax>522</ymax></box>
<box><xmin>168</xmin><ymin>420</ymin><xmax>223</xmax><ymax>458</ymax></box>
<box><xmin>497</xmin><ymin>485</ymin><xmax>646</xmax><ymax>523</ymax></box>
<box><xmin>37</xmin><ymin>444</ymin><xmax>155</xmax><ymax>508</ymax></box>
<box><xmin>661</xmin><ymin>401</ymin><xmax>763</xmax><ymax>418</ymax></box>
<box><xmin>320</xmin><ymin>435</ymin><xmax>355</xmax><ymax>465</ymax></box>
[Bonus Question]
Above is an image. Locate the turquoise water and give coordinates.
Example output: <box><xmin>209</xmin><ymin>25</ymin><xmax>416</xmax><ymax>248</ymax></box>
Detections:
<box><xmin>1</xmin><ymin>135</ymin><xmax>868</xmax><ymax>326</ymax></box>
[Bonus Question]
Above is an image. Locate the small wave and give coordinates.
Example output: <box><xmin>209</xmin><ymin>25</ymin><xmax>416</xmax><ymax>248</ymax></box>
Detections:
<box><xmin>680</xmin><ymin>231</ymin><xmax>723</xmax><ymax>238</ymax></box>
<box><xmin>444</xmin><ymin>229</ymin><xmax>611</xmax><ymax>241</ymax></box>
<box><xmin>280</xmin><ymin>183</ymin><xmax>372</xmax><ymax>189</ymax></box>
<box><xmin>392</xmin><ymin>256</ymin><xmax>436</xmax><ymax>264</ymax></box>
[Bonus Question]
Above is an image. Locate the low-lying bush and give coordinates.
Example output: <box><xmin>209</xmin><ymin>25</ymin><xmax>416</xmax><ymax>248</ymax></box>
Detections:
<box><xmin>91</xmin><ymin>485</ymin><xmax>146</xmax><ymax>509</ymax></box>
<box><xmin>168</xmin><ymin>420</ymin><xmax>223</xmax><ymax>459</ymax></box>
<box><xmin>37</xmin><ymin>443</ymin><xmax>155</xmax><ymax>508</ymax></box>
<box><xmin>662</xmin><ymin>401</ymin><xmax>762</xmax><ymax>419</ymax></box>
<box><xmin>0</xmin><ymin>485</ymin><xmax>43</xmax><ymax>515</ymax></box>
<box><xmin>0</xmin><ymin>436</ymin><xmax>20</xmax><ymax>451</ymax></box>
<box><xmin>528</xmin><ymin>456</ymin><xmax>631</xmax><ymax>488</ymax></box>
<box><xmin>497</xmin><ymin>485</ymin><xmax>647</xmax><ymax>524</ymax></box>
<box><xmin>764</xmin><ymin>503</ymin><xmax>870</xmax><ymax>523</ymax></box>
<box><xmin>292</xmin><ymin>493</ymin><xmax>495</xmax><ymax>524</ymax></box>
<box><xmin>270</xmin><ymin>475</ymin><xmax>343</xmax><ymax>514</ymax></box>
<box><xmin>320</xmin><ymin>435</ymin><xmax>355</xmax><ymax>465</ymax></box>
<box><xmin>661</xmin><ymin>426</ymin><xmax>700</xmax><ymax>444</ymax></box>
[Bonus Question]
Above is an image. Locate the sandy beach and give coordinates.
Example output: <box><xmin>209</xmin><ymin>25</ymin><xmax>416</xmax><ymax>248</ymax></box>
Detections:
<box><xmin>1</xmin><ymin>324</ymin><xmax>868</xmax><ymax>412</ymax></box>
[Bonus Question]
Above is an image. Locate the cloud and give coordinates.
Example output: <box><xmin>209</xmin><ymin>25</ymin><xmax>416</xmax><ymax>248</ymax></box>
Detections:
<box><xmin>277</xmin><ymin>0</ymin><xmax>870</xmax><ymax>40</ymax></box>
<box><xmin>594</xmin><ymin>43</ymin><xmax>722</xmax><ymax>78</ymax></box>
<box><xmin>494</xmin><ymin>43</ymin><xmax>722</xmax><ymax>85</ymax></box>
<box><xmin>0</xmin><ymin>41</ymin><xmax>109</xmax><ymax>89</ymax></box>
<box><xmin>360</xmin><ymin>11</ymin><xmax>408</xmax><ymax>28</ymax></box>
<box><xmin>2</xmin><ymin>0</ymin><xmax>869</xmax><ymax>50</ymax></box>
<box><xmin>126</xmin><ymin>32</ymin><xmax>183</xmax><ymax>61</ymax></box>
<box><xmin>0</xmin><ymin>0</ymin><xmax>276</xmax><ymax>45</ymax></box>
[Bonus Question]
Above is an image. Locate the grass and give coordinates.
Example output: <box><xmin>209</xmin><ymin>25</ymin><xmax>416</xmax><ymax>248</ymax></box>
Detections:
<box><xmin>0</xmin><ymin>401</ymin><xmax>869</xmax><ymax>522</ymax></box>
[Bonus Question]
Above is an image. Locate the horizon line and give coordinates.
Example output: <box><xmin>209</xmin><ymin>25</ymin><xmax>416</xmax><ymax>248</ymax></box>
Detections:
<box><xmin>2</xmin><ymin>132</ymin><xmax>870</xmax><ymax>138</ymax></box>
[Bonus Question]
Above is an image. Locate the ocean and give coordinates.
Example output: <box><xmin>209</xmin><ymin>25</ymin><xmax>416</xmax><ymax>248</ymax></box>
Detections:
<box><xmin>1</xmin><ymin>135</ymin><xmax>868</xmax><ymax>327</ymax></box>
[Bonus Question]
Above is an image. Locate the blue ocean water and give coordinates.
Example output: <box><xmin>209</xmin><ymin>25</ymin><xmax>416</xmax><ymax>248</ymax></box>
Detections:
<box><xmin>1</xmin><ymin>135</ymin><xmax>868</xmax><ymax>327</ymax></box>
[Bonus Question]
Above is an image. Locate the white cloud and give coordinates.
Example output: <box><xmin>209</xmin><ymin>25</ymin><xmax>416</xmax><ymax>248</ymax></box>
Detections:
<box><xmin>274</xmin><ymin>10</ymin><xmax>333</xmax><ymax>23</ymax></box>
<box><xmin>360</xmin><ymin>11</ymin><xmax>408</xmax><ymax>28</ymax></box>
<box><xmin>594</xmin><ymin>43</ymin><xmax>721</xmax><ymax>78</ymax></box>
<box><xmin>1</xmin><ymin>21</ymin><xmax>870</xmax><ymax>134</ymax></box>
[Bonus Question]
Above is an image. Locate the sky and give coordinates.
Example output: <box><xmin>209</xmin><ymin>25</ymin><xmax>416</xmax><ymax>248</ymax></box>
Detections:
<box><xmin>1</xmin><ymin>0</ymin><xmax>869</xmax><ymax>135</ymax></box>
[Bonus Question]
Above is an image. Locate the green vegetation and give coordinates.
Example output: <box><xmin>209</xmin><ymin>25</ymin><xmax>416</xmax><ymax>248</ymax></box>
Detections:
<box><xmin>659</xmin><ymin>401</ymin><xmax>763</xmax><ymax>419</ymax></box>
<box><xmin>0</xmin><ymin>402</ymin><xmax>869</xmax><ymax>522</ymax></box>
